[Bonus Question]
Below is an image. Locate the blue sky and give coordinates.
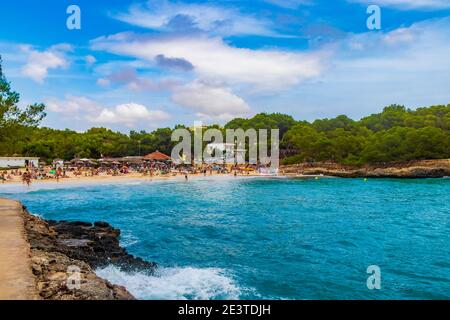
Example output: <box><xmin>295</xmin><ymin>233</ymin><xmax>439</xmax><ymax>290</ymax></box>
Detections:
<box><xmin>1</xmin><ymin>0</ymin><xmax>450</xmax><ymax>132</ymax></box>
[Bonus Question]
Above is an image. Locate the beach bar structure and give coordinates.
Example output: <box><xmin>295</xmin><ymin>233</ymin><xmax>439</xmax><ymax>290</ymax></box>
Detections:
<box><xmin>143</xmin><ymin>151</ymin><xmax>172</xmax><ymax>162</ymax></box>
<box><xmin>0</xmin><ymin>157</ymin><xmax>40</xmax><ymax>169</ymax></box>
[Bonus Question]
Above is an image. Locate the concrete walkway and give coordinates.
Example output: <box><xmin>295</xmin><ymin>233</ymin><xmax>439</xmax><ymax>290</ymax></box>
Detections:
<box><xmin>0</xmin><ymin>199</ymin><xmax>38</xmax><ymax>300</ymax></box>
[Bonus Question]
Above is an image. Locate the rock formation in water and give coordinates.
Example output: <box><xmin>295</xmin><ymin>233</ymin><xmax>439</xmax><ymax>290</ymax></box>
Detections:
<box><xmin>281</xmin><ymin>159</ymin><xmax>450</xmax><ymax>178</ymax></box>
<box><xmin>23</xmin><ymin>207</ymin><xmax>157</xmax><ymax>300</ymax></box>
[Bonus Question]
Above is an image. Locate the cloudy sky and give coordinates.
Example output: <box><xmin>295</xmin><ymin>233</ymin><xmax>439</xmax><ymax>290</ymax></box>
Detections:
<box><xmin>1</xmin><ymin>0</ymin><xmax>450</xmax><ymax>132</ymax></box>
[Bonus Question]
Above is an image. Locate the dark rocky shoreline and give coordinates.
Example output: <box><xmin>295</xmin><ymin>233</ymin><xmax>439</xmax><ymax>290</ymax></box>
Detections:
<box><xmin>281</xmin><ymin>159</ymin><xmax>450</xmax><ymax>179</ymax></box>
<box><xmin>23</xmin><ymin>207</ymin><xmax>157</xmax><ymax>300</ymax></box>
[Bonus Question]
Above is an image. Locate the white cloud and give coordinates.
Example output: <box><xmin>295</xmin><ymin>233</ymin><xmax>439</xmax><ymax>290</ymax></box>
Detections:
<box><xmin>96</xmin><ymin>78</ymin><xmax>111</xmax><ymax>86</ymax></box>
<box><xmin>46</xmin><ymin>95</ymin><xmax>102</xmax><ymax>115</ymax></box>
<box><xmin>382</xmin><ymin>27</ymin><xmax>416</xmax><ymax>44</ymax></box>
<box><xmin>348</xmin><ymin>0</ymin><xmax>450</xmax><ymax>10</ymax></box>
<box><xmin>86</xmin><ymin>55</ymin><xmax>96</xmax><ymax>65</ymax></box>
<box><xmin>21</xmin><ymin>44</ymin><xmax>70</xmax><ymax>83</ymax></box>
<box><xmin>284</xmin><ymin>17</ymin><xmax>450</xmax><ymax>120</ymax></box>
<box><xmin>88</xmin><ymin>103</ymin><xmax>171</xmax><ymax>125</ymax></box>
<box><xmin>264</xmin><ymin>0</ymin><xmax>313</xmax><ymax>9</ymax></box>
<box><xmin>91</xmin><ymin>33</ymin><xmax>324</xmax><ymax>91</ymax></box>
<box><xmin>96</xmin><ymin>68</ymin><xmax>180</xmax><ymax>91</ymax></box>
<box><xmin>115</xmin><ymin>0</ymin><xmax>287</xmax><ymax>37</ymax></box>
<box><xmin>172</xmin><ymin>81</ymin><xmax>251</xmax><ymax>120</ymax></box>
<box><xmin>334</xmin><ymin>17</ymin><xmax>450</xmax><ymax>70</ymax></box>
<box><xmin>46</xmin><ymin>95</ymin><xmax>170</xmax><ymax>127</ymax></box>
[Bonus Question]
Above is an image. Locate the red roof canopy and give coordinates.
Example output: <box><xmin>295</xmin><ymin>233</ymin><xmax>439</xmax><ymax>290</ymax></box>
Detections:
<box><xmin>143</xmin><ymin>151</ymin><xmax>172</xmax><ymax>161</ymax></box>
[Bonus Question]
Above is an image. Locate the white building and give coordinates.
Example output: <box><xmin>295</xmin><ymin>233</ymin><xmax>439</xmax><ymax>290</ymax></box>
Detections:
<box><xmin>235</xmin><ymin>148</ymin><xmax>247</xmax><ymax>164</ymax></box>
<box><xmin>205</xmin><ymin>143</ymin><xmax>246</xmax><ymax>164</ymax></box>
<box><xmin>0</xmin><ymin>157</ymin><xmax>40</xmax><ymax>169</ymax></box>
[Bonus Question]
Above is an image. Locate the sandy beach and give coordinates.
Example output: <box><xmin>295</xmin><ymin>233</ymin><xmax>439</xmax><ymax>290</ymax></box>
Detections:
<box><xmin>2</xmin><ymin>159</ymin><xmax>449</xmax><ymax>190</ymax></box>
<box><xmin>0</xmin><ymin>171</ymin><xmax>263</xmax><ymax>188</ymax></box>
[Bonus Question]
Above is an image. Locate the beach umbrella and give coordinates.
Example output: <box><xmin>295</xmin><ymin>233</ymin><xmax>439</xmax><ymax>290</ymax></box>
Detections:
<box><xmin>143</xmin><ymin>151</ymin><xmax>172</xmax><ymax>161</ymax></box>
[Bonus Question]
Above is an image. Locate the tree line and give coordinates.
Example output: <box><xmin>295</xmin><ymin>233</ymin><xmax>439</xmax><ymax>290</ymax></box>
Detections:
<box><xmin>1</xmin><ymin>56</ymin><xmax>449</xmax><ymax>165</ymax></box>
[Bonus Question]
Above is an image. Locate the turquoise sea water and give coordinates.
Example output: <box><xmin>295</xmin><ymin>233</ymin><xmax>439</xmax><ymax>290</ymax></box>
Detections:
<box><xmin>1</xmin><ymin>176</ymin><xmax>449</xmax><ymax>300</ymax></box>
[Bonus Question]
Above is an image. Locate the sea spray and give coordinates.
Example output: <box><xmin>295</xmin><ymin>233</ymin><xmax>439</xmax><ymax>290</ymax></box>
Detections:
<box><xmin>95</xmin><ymin>265</ymin><xmax>242</xmax><ymax>300</ymax></box>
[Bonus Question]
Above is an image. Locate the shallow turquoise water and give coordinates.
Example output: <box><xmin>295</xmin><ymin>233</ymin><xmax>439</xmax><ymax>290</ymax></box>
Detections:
<box><xmin>1</xmin><ymin>177</ymin><xmax>449</xmax><ymax>300</ymax></box>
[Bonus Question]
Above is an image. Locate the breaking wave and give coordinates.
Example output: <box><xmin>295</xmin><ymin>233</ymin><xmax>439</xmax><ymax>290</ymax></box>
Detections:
<box><xmin>95</xmin><ymin>265</ymin><xmax>242</xmax><ymax>300</ymax></box>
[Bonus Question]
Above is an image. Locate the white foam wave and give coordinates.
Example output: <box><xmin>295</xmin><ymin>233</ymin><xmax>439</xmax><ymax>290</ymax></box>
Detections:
<box><xmin>95</xmin><ymin>265</ymin><xmax>241</xmax><ymax>300</ymax></box>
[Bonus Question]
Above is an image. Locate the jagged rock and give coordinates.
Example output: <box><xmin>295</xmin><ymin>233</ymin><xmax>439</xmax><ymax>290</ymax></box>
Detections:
<box><xmin>24</xmin><ymin>212</ymin><xmax>156</xmax><ymax>271</ymax></box>
<box><xmin>23</xmin><ymin>209</ymin><xmax>156</xmax><ymax>300</ymax></box>
<box><xmin>29</xmin><ymin>249</ymin><xmax>134</xmax><ymax>300</ymax></box>
<box><xmin>281</xmin><ymin>160</ymin><xmax>450</xmax><ymax>178</ymax></box>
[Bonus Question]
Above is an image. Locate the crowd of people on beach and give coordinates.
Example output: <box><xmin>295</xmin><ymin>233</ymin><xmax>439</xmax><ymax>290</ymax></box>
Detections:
<box><xmin>1</xmin><ymin>168</ymin><xmax>34</xmax><ymax>186</ymax></box>
<box><xmin>0</xmin><ymin>160</ymin><xmax>261</xmax><ymax>186</ymax></box>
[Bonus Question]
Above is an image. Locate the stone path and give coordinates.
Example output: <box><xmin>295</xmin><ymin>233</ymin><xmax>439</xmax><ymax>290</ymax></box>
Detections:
<box><xmin>0</xmin><ymin>198</ymin><xmax>38</xmax><ymax>300</ymax></box>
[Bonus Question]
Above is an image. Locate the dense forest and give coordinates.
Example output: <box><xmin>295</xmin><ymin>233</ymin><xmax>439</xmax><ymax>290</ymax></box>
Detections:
<box><xmin>1</xmin><ymin>57</ymin><xmax>449</xmax><ymax>165</ymax></box>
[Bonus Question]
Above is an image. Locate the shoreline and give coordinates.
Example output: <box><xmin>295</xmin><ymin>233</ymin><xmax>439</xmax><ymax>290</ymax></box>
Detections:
<box><xmin>280</xmin><ymin>159</ymin><xmax>450</xmax><ymax>179</ymax></box>
<box><xmin>0</xmin><ymin>172</ymin><xmax>263</xmax><ymax>188</ymax></box>
<box><xmin>1</xmin><ymin>158</ymin><xmax>449</xmax><ymax>190</ymax></box>
<box><xmin>0</xmin><ymin>159</ymin><xmax>448</xmax><ymax>188</ymax></box>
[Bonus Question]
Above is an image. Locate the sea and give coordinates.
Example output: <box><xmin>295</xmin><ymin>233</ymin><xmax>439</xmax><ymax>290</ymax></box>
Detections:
<box><xmin>1</xmin><ymin>176</ymin><xmax>449</xmax><ymax>300</ymax></box>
